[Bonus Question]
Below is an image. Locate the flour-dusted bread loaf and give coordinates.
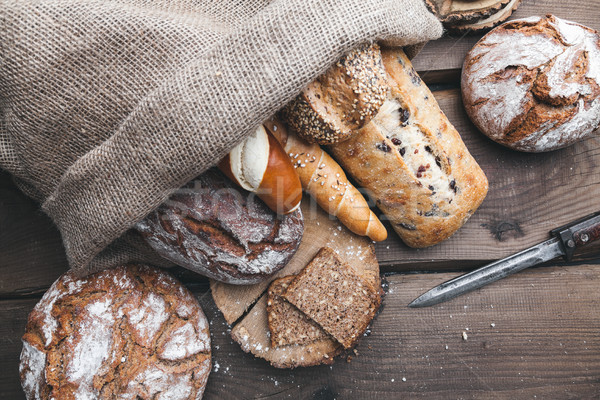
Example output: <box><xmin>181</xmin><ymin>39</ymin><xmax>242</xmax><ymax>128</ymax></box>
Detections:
<box><xmin>136</xmin><ymin>169</ymin><xmax>304</xmax><ymax>284</ymax></box>
<box><xmin>462</xmin><ymin>15</ymin><xmax>600</xmax><ymax>152</ymax></box>
<box><xmin>325</xmin><ymin>49</ymin><xmax>488</xmax><ymax>248</ymax></box>
<box><xmin>20</xmin><ymin>265</ymin><xmax>211</xmax><ymax>400</ymax></box>
<box><xmin>281</xmin><ymin>43</ymin><xmax>389</xmax><ymax>144</ymax></box>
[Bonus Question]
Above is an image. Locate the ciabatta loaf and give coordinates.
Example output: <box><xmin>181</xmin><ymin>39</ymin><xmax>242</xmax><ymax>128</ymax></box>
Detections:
<box><xmin>326</xmin><ymin>49</ymin><xmax>488</xmax><ymax>247</ymax></box>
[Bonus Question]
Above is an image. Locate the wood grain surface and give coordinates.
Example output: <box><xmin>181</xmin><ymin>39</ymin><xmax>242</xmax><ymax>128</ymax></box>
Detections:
<box><xmin>2</xmin><ymin>1</ymin><xmax>600</xmax><ymax>398</ymax></box>
<box><xmin>2</xmin><ymin>266</ymin><xmax>599</xmax><ymax>399</ymax></box>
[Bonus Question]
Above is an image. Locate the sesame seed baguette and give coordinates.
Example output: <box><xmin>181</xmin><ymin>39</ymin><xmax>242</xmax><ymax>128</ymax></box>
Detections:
<box><xmin>265</xmin><ymin>119</ymin><xmax>387</xmax><ymax>242</ymax></box>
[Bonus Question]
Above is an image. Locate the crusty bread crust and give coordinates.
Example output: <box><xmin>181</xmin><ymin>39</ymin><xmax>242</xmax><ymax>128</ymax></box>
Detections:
<box><xmin>461</xmin><ymin>15</ymin><xmax>600</xmax><ymax>152</ymax></box>
<box><xmin>20</xmin><ymin>265</ymin><xmax>211</xmax><ymax>399</ymax></box>
<box><xmin>136</xmin><ymin>169</ymin><xmax>304</xmax><ymax>284</ymax></box>
<box><xmin>328</xmin><ymin>49</ymin><xmax>488</xmax><ymax>248</ymax></box>
<box><xmin>281</xmin><ymin>43</ymin><xmax>389</xmax><ymax>144</ymax></box>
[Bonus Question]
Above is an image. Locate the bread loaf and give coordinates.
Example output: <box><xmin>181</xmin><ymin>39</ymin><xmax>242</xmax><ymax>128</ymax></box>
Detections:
<box><xmin>264</xmin><ymin>118</ymin><xmax>387</xmax><ymax>242</ymax></box>
<box><xmin>325</xmin><ymin>49</ymin><xmax>488</xmax><ymax>247</ymax></box>
<box><xmin>136</xmin><ymin>169</ymin><xmax>304</xmax><ymax>284</ymax></box>
<box><xmin>281</xmin><ymin>43</ymin><xmax>389</xmax><ymax>144</ymax></box>
<box><xmin>461</xmin><ymin>15</ymin><xmax>600</xmax><ymax>152</ymax></box>
<box><xmin>20</xmin><ymin>265</ymin><xmax>211</xmax><ymax>400</ymax></box>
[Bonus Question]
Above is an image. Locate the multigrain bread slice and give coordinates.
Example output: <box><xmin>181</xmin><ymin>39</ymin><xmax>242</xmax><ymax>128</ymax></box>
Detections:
<box><xmin>281</xmin><ymin>43</ymin><xmax>389</xmax><ymax>144</ymax></box>
<box><xmin>267</xmin><ymin>276</ymin><xmax>330</xmax><ymax>348</ymax></box>
<box><xmin>282</xmin><ymin>247</ymin><xmax>381</xmax><ymax>349</ymax></box>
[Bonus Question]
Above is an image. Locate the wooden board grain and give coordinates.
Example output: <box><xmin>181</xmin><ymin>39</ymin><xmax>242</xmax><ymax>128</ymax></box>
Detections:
<box><xmin>3</xmin><ymin>265</ymin><xmax>600</xmax><ymax>399</ymax></box>
<box><xmin>412</xmin><ymin>0</ymin><xmax>600</xmax><ymax>83</ymax></box>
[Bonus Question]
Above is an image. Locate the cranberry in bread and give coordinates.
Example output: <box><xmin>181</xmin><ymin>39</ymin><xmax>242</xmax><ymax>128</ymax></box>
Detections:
<box><xmin>20</xmin><ymin>265</ymin><xmax>211</xmax><ymax>400</ymax></box>
<box><xmin>136</xmin><ymin>169</ymin><xmax>304</xmax><ymax>284</ymax></box>
<box><xmin>462</xmin><ymin>15</ymin><xmax>600</xmax><ymax>152</ymax></box>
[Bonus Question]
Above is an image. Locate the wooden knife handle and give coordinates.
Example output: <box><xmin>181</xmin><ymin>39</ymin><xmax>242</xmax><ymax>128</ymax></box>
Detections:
<box><xmin>572</xmin><ymin>214</ymin><xmax>600</xmax><ymax>247</ymax></box>
<box><xmin>552</xmin><ymin>211</ymin><xmax>600</xmax><ymax>260</ymax></box>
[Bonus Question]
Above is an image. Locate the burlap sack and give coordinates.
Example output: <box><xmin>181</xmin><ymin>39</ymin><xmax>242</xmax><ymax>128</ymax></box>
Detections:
<box><xmin>0</xmin><ymin>0</ymin><xmax>442</xmax><ymax>276</ymax></box>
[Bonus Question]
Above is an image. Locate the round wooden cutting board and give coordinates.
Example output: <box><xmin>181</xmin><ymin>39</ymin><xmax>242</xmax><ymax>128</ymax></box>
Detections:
<box><xmin>210</xmin><ymin>196</ymin><xmax>380</xmax><ymax>368</ymax></box>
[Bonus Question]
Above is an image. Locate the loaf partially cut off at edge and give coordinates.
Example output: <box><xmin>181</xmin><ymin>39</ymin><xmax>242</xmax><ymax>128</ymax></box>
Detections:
<box><xmin>282</xmin><ymin>247</ymin><xmax>381</xmax><ymax>349</ymax></box>
<box><xmin>328</xmin><ymin>48</ymin><xmax>488</xmax><ymax>248</ymax></box>
<box><xmin>281</xmin><ymin>43</ymin><xmax>389</xmax><ymax>144</ymax></box>
<box><xmin>267</xmin><ymin>276</ymin><xmax>330</xmax><ymax>348</ymax></box>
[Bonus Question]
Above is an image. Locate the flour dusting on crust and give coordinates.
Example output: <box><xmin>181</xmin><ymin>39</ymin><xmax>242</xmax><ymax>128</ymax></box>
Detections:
<box><xmin>462</xmin><ymin>15</ymin><xmax>600</xmax><ymax>152</ymax></box>
<box><xmin>19</xmin><ymin>265</ymin><xmax>211</xmax><ymax>399</ymax></box>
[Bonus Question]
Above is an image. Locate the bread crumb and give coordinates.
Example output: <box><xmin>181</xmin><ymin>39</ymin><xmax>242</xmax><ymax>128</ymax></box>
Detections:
<box><xmin>491</xmin><ymin>323</ymin><xmax>496</xmax><ymax>327</ymax></box>
<box><xmin>402</xmin><ymin>377</ymin><xmax>407</xmax><ymax>382</ymax></box>
<box><xmin>462</xmin><ymin>331</ymin><xmax>468</xmax><ymax>341</ymax></box>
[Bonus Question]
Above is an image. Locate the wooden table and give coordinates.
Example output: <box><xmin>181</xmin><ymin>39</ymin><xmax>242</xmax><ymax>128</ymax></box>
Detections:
<box><xmin>2</xmin><ymin>1</ymin><xmax>600</xmax><ymax>398</ymax></box>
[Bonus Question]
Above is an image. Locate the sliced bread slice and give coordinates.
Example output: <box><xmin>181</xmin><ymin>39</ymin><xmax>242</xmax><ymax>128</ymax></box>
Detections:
<box><xmin>283</xmin><ymin>247</ymin><xmax>381</xmax><ymax>349</ymax></box>
<box><xmin>267</xmin><ymin>276</ymin><xmax>330</xmax><ymax>348</ymax></box>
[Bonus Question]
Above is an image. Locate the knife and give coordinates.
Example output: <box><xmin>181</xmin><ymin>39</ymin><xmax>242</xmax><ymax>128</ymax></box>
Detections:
<box><xmin>408</xmin><ymin>211</ymin><xmax>600</xmax><ymax>308</ymax></box>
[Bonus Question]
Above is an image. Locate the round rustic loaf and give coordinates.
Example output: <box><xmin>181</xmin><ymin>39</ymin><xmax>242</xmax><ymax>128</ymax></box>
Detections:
<box><xmin>20</xmin><ymin>265</ymin><xmax>211</xmax><ymax>400</ymax></box>
<box><xmin>136</xmin><ymin>169</ymin><xmax>304</xmax><ymax>285</ymax></box>
<box><xmin>461</xmin><ymin>15</ymin><xmax>600</xmax><ymax>152</ymax></box>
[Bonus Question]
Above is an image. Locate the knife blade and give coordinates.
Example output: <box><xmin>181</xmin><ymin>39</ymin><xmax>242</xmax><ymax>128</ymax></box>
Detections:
<box><xmin>408</xmin><ymin>211</ymin><xmax>600</xmax><ymax>308</ymax></box>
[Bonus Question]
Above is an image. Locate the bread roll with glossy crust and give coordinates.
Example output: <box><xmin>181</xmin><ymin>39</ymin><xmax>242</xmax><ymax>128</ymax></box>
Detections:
<box><xmin>219</xmin><ymin>125</ymin><xmax>302</xmax><ymax>214</ymax></box>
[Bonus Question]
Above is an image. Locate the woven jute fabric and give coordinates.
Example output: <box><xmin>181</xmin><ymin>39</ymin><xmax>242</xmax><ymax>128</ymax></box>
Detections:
<box><xmin>0</xmin><ymin>0</ymin><xmax>442</xmax><ymax>276</ymax></box>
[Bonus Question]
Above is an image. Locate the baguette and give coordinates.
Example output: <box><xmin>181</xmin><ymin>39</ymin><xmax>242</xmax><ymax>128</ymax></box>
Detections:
<box><xmin>264</xmin><ymin>119</ymin><xmax>387</xmax><ymax>242</ymax></box>
<box><xmin>285</xmin><ymin>46</ymin><xmax>488</xmax><ymax>247</ymax></box>
<box><xmin>218</xmin><ymin>125</ymin><xmax>302</xmax><ymax>215</ymax></box>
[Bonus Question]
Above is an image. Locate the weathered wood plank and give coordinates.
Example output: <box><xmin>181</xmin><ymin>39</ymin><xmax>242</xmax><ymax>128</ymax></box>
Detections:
<box><xmin>2</xmin><ymin>265</ymin><xmax>599</xmax><ymax>399</ymax></box>
<box><xmin>412</xmin><ymin>0</ymin><xmax>600</xmax><ymax>82</ymax></box>
<box><xmin>0</xmin><ymin>171</ymin><xmax>69</xmax><ymax>297</ymax></box>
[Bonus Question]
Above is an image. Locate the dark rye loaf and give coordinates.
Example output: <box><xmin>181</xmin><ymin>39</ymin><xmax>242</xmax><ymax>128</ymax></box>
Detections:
<box><xmin>136</xmin><ymin>169</ymin><xmax>304</xmax><ymax>284</ymax></box>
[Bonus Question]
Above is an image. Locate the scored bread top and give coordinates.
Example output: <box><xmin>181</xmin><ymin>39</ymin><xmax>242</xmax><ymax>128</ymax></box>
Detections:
<box><xmin>281</xmin><ymin>43</ymin><xmax>389</xmax><ymax>144</ymax></box>
<box><xmin>462</xmin><ymin>15</ymin><xmax>600</xmax><ymax>152</ymax></box>
<box><xmin>282</xmin><ymin>247</ymin><xmax>381</xmax><ymax>349</ymax></box>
